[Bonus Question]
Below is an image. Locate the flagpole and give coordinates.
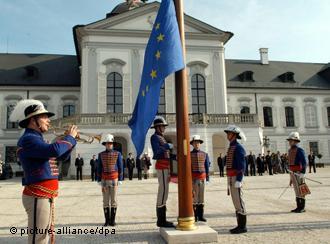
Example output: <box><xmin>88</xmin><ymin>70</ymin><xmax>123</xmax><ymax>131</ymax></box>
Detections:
<box><xmin>173</xmin><ymin>0</ymin><xmax>196</xmax><ymax>231</ymax></box>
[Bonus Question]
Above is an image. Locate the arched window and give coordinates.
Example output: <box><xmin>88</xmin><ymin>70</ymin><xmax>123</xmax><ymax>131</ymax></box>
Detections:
<box><xmin>191</xmin><ymin>74</ymin><xmax>207</xmax><ymax>114</ymax></box>
<box><xmin>305</xmin><ymin>105</ymin><xmax>317</xmax><ymax>127</ymax></box>
<box><xmin>107</xmin><ymin>72</ymin><xmax>123</xmax><ymax>113</ymax></box>
<box><xmin>285</xmin><ymin>106</ymin><xmax>295</xmax><ymax>127</ymax></box>
<box><xmin>157</xmin><ymin>83</ymin><xmax>166</xmax><ymax>114</ymax></box>
<box><xmin>7</xmin><ymin>104</ymin><xmax>18</xmax><ymax>129</ymax></box>
<box><xmin>63</xmin><ymin>105</ymin><xmax>75</xmax><ymax>118</ymax></box>
<box><xmin>240</xmin><ymin>106</ymin><xmax>250</xmax><ymax>114</ymax></box>
<box><xmin>263</xmin><ymin>107</ymin><xmax>273</xmax><ymax>127</ymax></box>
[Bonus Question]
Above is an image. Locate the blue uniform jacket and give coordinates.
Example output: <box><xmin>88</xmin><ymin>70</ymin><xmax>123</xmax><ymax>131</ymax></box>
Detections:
<box><xmin>151</xmin><ymin>133</ymin><xmax>171</xmax><ymax>160</ymax></box>
<box><xmin>290</xmin><ymin>145</ymin><xmax>307</xmax><ymax>174</ymax></box>
<box><xmin>97</xmin><ymin>149</ymin><xmax>123</xmax><ymax>181</ymax></box>
<box><xmin>17</xmin><ymin>128</ymin><xmax>76</xmax><ymax>185</ymax></box>
<box><xmin>230</xmin><ymin>140</ymin><xmax>246</xmax><ymax>182</ymax></box>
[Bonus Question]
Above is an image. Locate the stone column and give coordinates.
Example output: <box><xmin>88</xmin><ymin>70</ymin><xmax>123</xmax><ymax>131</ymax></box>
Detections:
<box><xmin>213</xmin><ymin>42</ymin><xmax>228</xmax><ymax>114</ymax></box>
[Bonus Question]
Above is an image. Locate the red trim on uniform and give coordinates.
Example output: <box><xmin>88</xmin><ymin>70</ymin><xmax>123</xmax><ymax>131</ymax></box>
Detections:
<box><xmin>23</xmin><ymin>179</ymin><xmax>58</xmax><ymax>198</ymax></box>
<box><xmin>289</xmin><ymin>165</ymin><xmax>302</xmax><ymax>172</ymax></box>
<box><xmin>226</xmin><ymin>169</ymin><xmax>237</xmax><ymax>176</ymax></box>
<box><xmin>101</xmin><ymin>172</ymin><xmax>119</xmax><ymax>180</ymax></box>
<box><xmin>155</xmin><ymin>159</ymin><xmax>170</xmax><ymax>170</ymax></box>
<box><xmin>192</xmin><ymin>172</ymin><xmax>206</xmax><ymax>180</ymax></box>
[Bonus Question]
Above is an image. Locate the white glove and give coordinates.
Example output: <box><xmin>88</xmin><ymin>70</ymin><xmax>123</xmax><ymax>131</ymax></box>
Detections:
<box><xmin>118</xmin><ymin>181</ymin><xmax>123</xmax><ymax>185</ymax></box>
<box><xmin>298</xmin><ymin>173</ymin><xmax>305</xmax><ymax>179</ymax></box>
<box><xmin>234</xmin><ymin>181</ymin><xmax>242</xmax><ymax>188</ymax></box>
<box><xmin>168</xmin><ymin>143</ymin><xmax>174</xmax><ymax>150</ymax></box>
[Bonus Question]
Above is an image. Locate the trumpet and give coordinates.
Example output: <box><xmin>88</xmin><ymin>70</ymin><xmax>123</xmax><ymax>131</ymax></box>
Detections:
<box><xmin>49</xmin><ymin>126</ymin><xmax>102</xmax><ymax>144</ymax></box>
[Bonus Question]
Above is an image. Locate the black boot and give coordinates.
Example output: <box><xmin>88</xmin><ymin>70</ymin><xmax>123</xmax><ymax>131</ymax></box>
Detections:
<box><xmin>230</xmin><ymin>213</ymin><xmax>247</xmax><ymax>234</ymax></box>
<box><xmin>198</xmin><ymin>204</ymin><xmax>207</xmax><ymax>222</ymax></box>
<box><xmin>193</xmin><ymin>204</ymin><xmax>198</xmax><ymax>222</ymax></box>
<box><xmin>103</xmin><ymin>208</ymin><xmax>110</xmax><ymax>226</ymax></box>
<box><xmin>110</xmin><ymin>207</ymin><xmax>117</xmax><ymax>226</ymax></box>
<box><xmin>229</xmin><ymin>212</ymin><xmax>239</xmax><ymax>233</ymax></box>
<box><xmin>156</xmin><ymin>206</ymin><xmax>174</xmax><ymax>228</ymax></box>
<box><xmin>296</xmin><ymin>198</ymin><xmax>306</xmax><ymax>213</ymax></box>
<box><xmin>291</xmin><ymin>197</ymin><xmax>300</xmax><ymax>212</ymax></box>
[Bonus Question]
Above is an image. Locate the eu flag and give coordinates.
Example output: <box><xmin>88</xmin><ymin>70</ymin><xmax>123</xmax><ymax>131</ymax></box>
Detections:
<box><xmin>128</xmin><ymin>0</ymin><xmax>184</xmax><ymax>157</ymax></box>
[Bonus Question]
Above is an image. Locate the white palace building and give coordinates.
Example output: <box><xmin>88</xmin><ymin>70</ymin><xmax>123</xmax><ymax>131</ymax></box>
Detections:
<box><xmin>0</xmin><ymin>1</ymin><xmax>329</xmax><ymax>178</ymax></box>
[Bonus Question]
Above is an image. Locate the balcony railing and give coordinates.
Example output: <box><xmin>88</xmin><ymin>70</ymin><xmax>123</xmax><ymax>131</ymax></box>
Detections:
<box><xmin>52</xmin><ymin>113</ymin><xmax>258</xmax><ymax>127</ymax></box>
<box><xmin>51</xmin><ymin>113</ymin><xmax>259</xmax><ymax>128</ymax></box>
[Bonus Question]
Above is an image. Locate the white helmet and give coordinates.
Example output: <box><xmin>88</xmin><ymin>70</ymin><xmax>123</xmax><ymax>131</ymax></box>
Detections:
<box><xmin>190</xmin><ymin>135</ymin><xmax>204</xmax><ymax>145</ymax></box>
<box><xmin>224</xmin><ymin>125</ymin><xmax>246</xmax><ymax>142</ymax></box>
<box><xmin>102</xmin><ymin>134</ymin><xmax>114</xmax><ymax>145</ymax></box>
<box><xmin>287</xmin><ymin>132</ymin><xmax>300</xmax><ymax>142</ymax></box>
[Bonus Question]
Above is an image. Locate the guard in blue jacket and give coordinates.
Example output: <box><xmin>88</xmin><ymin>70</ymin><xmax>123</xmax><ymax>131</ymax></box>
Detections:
<box><xmin>10</xmin><ymin>99</ymin><xmax>77</xmax><ymax>244</ymax></box>
<box><xmin>287</xmin><ymin>132</ymin><xmax>308</xmax><ymax>213</ymax></box>
<box><xmin>224</xmin><ymin>125</ymin><xmax>247</xmax><ymax>234</ymax></box>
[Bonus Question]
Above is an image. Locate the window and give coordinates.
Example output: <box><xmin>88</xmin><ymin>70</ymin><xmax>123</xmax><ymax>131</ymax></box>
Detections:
<box><xmin>107</xmin><ymin>72</ymin><xmax>123</xmax><ymax>113</ymax></box>
<box><xmin>238</xmin><ymin>71</ymin><xmax>254</xmax><ymax>82</ymax></box>
<box><xmin>7</xmin><ymin>104</ymin><xmax>19</xmax><ymax>129</ymax></box>
<box><xmin>327</xmin><ymin>107</ymin><xmax>330</xmax><ymax>126</ymax></box>
<box><xmin>285</xmin><ymin>106</ymin><xmax>295</xmax><ymax>127</ymax></box>
<box><xmin>263</xmin><ymin>107</ymin><xmax>273</xmax><ymax>127</ymax></box>
<box><xmin>279</xmin><ymin>72</ymin><xmax>295</xmax><ymax>83</ymax></box>
<box><xmin>157</xmin><ymin>83</ymin><xmax>166</xmax><ymax>114</ymax></box>
<box><xmin>309</xmin><ymin>142</ymin><xmax>319</xmax><ymax>155</ymax></box>
<box><xmin>63</xmin><ymin>105</ymin><xmax>75</xmax><ymax>118</ymax></box>
<box><xmin>305</xmin><ymin>105</ymin><xmax>317</xmax><ymax>127</ymax></box>
<box><xmin>5</xmin><ymin>146</ymin><xmax>18</xmax><ymax>165</ymax></box>
<box><xmin>240</xmin><ymin>106</ymin><xmax>250</xmax><ymax>114</ymax></box>
<box><xmin>191</xmin><ymin>74</ymin><xmax>207</xmax><ymax>114</ymax></box>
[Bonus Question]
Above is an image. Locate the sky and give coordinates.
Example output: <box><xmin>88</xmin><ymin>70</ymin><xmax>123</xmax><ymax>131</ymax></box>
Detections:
<box><xmin>0</xmin><ymin>0</ymin><xmax>329</xmax><ymax>63</ymax></box>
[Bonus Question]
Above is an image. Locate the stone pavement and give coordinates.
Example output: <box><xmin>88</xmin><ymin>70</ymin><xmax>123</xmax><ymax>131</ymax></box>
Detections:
<box><xmin>0</xmin><ymin>168</ymin><xmax>330</xmax><ymax>244</ymax></box>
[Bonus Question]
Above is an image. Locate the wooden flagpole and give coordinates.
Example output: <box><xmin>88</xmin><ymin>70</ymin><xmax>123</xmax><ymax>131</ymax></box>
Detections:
<box><xmin>173</xmin><ymin>0</ymin><xmax>196</xmax><ymax>231</ymax></box>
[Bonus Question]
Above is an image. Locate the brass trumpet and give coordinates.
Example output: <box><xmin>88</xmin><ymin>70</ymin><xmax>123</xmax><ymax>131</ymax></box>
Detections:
<box><xmin>49</xmin><ymin>126</ymin><xmax>102</xmax><ymax>144</ymax></box>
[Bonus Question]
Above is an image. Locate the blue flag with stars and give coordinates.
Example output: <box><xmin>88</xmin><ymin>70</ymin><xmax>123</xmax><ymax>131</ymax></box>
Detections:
<box><xmin>128</xmin><ymin>0</ymin><xmax>184</xmax><ymax>157</ymax></box>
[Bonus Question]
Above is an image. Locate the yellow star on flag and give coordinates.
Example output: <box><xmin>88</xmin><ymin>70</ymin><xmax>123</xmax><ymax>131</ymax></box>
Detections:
<box><xmin>150</xmin><ymin>70</ymin><xmax>157</xmax><ymax>79</ymax></box>
<box><xmin>155</xmin><ymin>50</ymin><xmax>161</xmax><ymax>60</ymax></box>
<box><xmin>146</xmin><ymin>85</ymin><xmax>149</xmax><ymax>92</ymax></box>
<box><xmin>142</xmin><ymin>90</ymin><xmax>145</xmax><ymax>97</ymax></box>
<box><xmin>157</xmin><ymin>33</ymin><xmax>165</xmax><ymax>42</ymax></box>
<box><xmin>155</xmin><ymin>23</ymin><xmax>160</xmax><ymax>30</ymax></box>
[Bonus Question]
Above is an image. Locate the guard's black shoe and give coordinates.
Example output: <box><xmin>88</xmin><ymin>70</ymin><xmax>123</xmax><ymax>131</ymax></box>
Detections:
<box><xmin>156</xmin><ymin>206</ymin><xmax>175</xmax><ymax>228</ymax></box>
<box><xmin>291</xmin><ymin>198</ymin><xmax>300</xmax><ymax>212</ymax></box>
<box><xmin>193</xmin><ymin>204</ymin><xmax>198</xmax><ymax>222</ymax></box>
<box><xmin>295</xmin><ymin>198</ymin><xmax>306</xmax><ymax>213</ymax></box>
<box><xmin>103</xmin><ymin>207</ymin><xmax>110</xmax><ymax>226</ymax></box>
<box><xmin>230</xmin><ymin>213</ymin><xmax>247</xmax><ymax>234</ymax></box>
<box><xmin>198</xmin><ymin>204</ymin><xmax>207</xmax><ymax>222</ymax></box>
<box><xmin>110</xmin><ymin>207</ymin><xmax>117</xmax><ymax>226</ymax></box>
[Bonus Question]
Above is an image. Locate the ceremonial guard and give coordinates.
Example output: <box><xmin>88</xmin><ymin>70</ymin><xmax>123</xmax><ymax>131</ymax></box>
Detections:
<box><xmin>190</xmin><ymin>135</ymin><xmax>210</xmax><ymax>222</ymax></box>
<box><xmin>224</xmin><ymin>125</ymin><xmax>247</xmax><ymax>234</ymax></box>
<box><xmin>97</xmin><ymin>134</ymin><xmax>123</xmax><ymax>226</ymax></box>
<box><xmin>10</xmin><ymin>99</ymin><xmax>77</xmax><ymax>244</ymax></box>
<box><xmin>287</xmin><ymin>132</ymin><xmax>308</xmax><ymax>213</ymax></box>
<box><xmin>150</xmin><ymin>116</ymin><xmax>175</xmax><ymax>228</ymax></box>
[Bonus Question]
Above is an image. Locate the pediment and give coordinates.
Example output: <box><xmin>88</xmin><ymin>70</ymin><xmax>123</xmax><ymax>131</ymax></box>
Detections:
<box><xmin>83</xmin><ymin>2</ymin><xmax>232</xmax><ymax>40</ymax></box>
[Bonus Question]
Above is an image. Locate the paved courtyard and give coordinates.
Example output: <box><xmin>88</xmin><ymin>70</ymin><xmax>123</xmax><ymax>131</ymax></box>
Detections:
<box><xmin>0</xmin><ymin>168</ymin><xmax>330</xmax><ymax>244</ymax></box>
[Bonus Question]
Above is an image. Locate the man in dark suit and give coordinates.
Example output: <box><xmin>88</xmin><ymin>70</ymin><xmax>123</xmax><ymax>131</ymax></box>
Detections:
<box><xmin>308</xmin><ymin>151</ymin><xmax>316</xmax><ymax>173</ymax></box>
<box><xmin>75</xmin><ymin>153</ymin><xmax>84</xmax><ymax>180</ymax></box>
<box><xmin>90</xmin><ymin>155</ymin><xmax>97</xmax><ymax>181</ymax></box>
<box><xmin>217</xmin><ymin>153</ymin><xmax>224</xmax><ymax>177</ymax></box>
<box><xmin>247</xmin><ymin>151</ymin><xmax>256</xmax><ymax>176</ymax></box>
<box><xmin>126</xmin><ymin>153</ymin><xmax>135</xmax><ymax>180</ymax></box>
<box><xmin>266</xmin><ymin>151</ymin><xmax>273</xmax><ymax>175</ymax></box>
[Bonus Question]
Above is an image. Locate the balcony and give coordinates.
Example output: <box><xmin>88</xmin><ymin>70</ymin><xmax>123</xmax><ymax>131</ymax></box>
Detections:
<box><xmin>51</xmin><ymin>113</ymin><xmax>259</xmax><ymax>128</ymax></box>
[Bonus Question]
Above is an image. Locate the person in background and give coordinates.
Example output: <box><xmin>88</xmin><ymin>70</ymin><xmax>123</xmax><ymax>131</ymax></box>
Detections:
<box><xmin>217</xmin><ymin>153</ymin><xmax>225</xmax><ymax>177</ymax></box>
<box><xmin>90</xmin><ymin>155</ymin><xmax>97</xmax><ymax>181</ymax></box>
<box><xmin>247</xmin><ymin>151</ymin><xmax>256</xmax><ymax>176</ymax></box>
<box><xmin>136</xmin><ymin>156</ymin><xmax>143</xmax><ymax>180</ymax></box>
<box><xmin>126</xmin><ymin>153</ymin><xmax>135</xmax><ymax>180</ymax></box>
<box><xmin>308</xmin><ymin>151</ymin><xmax>316</xmax><ymax>173</ymax></box>
<box><xmin>141</xmin><ymin>152</ymin><xmax>151</xmax><ymax>179</ymax></box>
<box><xmin>75</xmin><ymin>154</ymin><xmax>84</xmax><ymax>181</ymax></box>
<box><xmin>257</xmin><ymin>154</ymin><xmax>263</xmax><ymax>176</ymax></box>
